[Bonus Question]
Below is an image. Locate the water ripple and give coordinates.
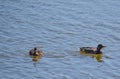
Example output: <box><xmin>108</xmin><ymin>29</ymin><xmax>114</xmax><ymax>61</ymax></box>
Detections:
<box><xmin>0</xmin><ymin>0</ymin><xmax>120</xmax><ymax>79</ymax></box>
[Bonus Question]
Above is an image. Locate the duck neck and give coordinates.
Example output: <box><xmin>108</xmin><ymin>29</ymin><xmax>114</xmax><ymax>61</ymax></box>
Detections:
<box><xmin>34</xmin><ymin>49</ymin><xmax>37</xmax><ymax>55</ymax></box>
<box><xmin>96</xmin><ymin>47</ymin><xmax>101</xmax><ymax>54</ymax></box>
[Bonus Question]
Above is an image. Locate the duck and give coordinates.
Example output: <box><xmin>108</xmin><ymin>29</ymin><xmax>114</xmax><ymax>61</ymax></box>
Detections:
<box><xmin>29</xmin><ymin>47</ymin><xmax>43</xmax><ymax>57</ymax></box>
<box><xmin>80</xmin><ymin>44</ymin><xmax>106</xmax><ymax>54</ymax></box>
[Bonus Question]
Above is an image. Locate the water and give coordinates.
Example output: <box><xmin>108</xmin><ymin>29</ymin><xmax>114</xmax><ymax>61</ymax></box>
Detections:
<box><xmin>0</xmin><ymin>0</ymin><xmax>120</xmax><ymax>79</ymax></box>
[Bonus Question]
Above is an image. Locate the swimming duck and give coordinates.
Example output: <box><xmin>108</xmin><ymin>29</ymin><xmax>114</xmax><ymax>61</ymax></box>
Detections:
<box><xmin>80</xmin><ymin>44</ymin><xmax>106</xmax><ymax>54</ymax></box>
<box><xmin>29</xmin><ymin>47</ymin><xmax>43</xmax><ymax>56</ymax></box>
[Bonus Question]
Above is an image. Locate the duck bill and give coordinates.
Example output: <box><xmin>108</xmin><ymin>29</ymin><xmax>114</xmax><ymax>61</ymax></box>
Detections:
<box><xmin>103</xmin><ymin>46</ymin><xmax>106</xmax><ymax>47</ymax></box>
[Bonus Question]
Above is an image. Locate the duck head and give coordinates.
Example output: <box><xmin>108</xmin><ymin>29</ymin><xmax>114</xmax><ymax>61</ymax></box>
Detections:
<box><xmin>97</xmin><ymin>44</ymin><xmax>106</xmax><ymax>51</ymax></box>
<box><xmin>33</xmin><ymin>47</ymin><xmax>38</xmax><ymax>55</ymax></box>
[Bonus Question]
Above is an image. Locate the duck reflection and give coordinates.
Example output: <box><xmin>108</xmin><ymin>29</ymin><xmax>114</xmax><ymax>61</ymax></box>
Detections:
<box><xmin>31</xmin><ymin>56</ymin><xmax>41</xmax><ymax>62</ymax></box>
<box><xmin>80</xmin><ymin>51</ymin><xmax>103</xmax><ymax>62</ymax></box>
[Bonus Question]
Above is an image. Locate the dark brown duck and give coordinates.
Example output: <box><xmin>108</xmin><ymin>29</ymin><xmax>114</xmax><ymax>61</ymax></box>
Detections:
<box><xmin>80</xmin><ymin>44</ymin><xmax>106</xmax><ymax>54</ymax></box>
<box><xmin>29</xmin><ymin>47</ymin><xmax>43</xmax><ymax>56</ymax></box>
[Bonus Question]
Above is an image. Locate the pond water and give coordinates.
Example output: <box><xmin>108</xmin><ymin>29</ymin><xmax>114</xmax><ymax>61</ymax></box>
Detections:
<box><xmin>0</xmin><ymin>0</ymin><xmax>120</xmax><ymax>79</ymax></box>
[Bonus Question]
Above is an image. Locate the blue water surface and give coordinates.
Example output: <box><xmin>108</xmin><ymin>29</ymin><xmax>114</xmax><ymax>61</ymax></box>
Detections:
<box><xmin>0</xmin><ymin>0</ymin><xmax>120</xmax><ymax>79</ymax></box>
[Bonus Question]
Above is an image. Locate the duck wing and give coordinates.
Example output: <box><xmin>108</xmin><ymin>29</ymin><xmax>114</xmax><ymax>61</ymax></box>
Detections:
<box><xmin>80</xmin><ymin>47</ymin><xmax>97</xmax><ymax>53</ymax></box>
<box><xmin>29</xmin><ymin>49</ymin><xmax>34</xmax><ymax>55</ymax></box>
